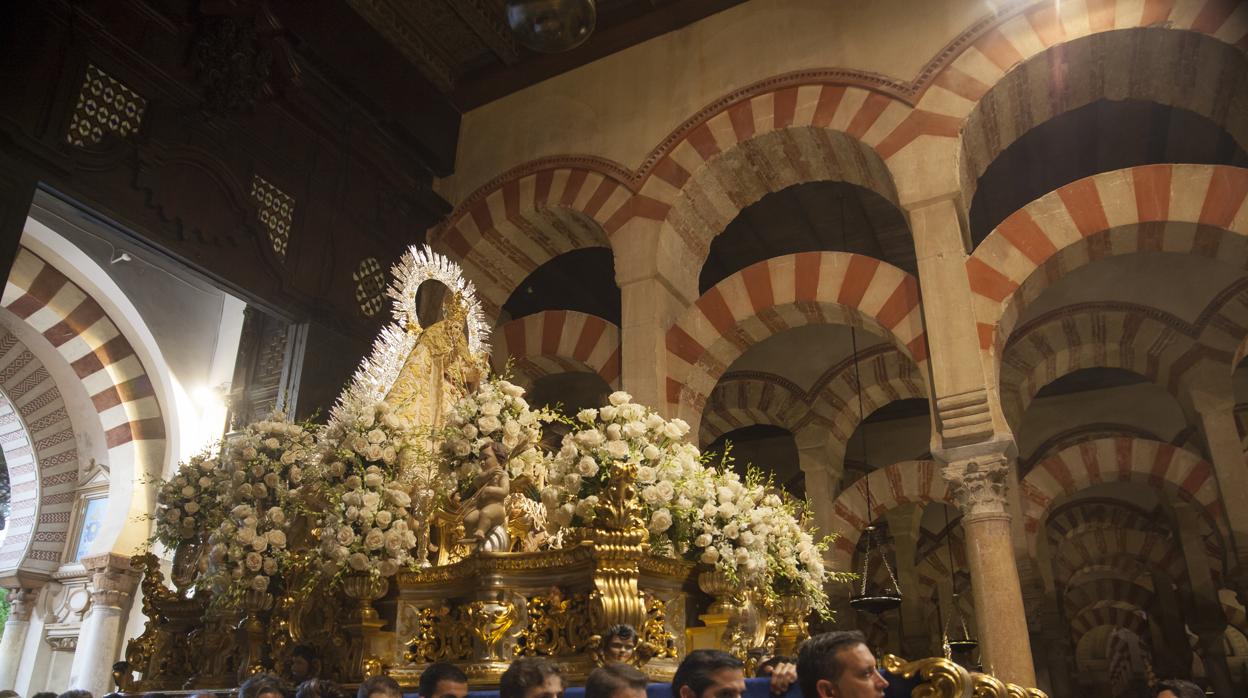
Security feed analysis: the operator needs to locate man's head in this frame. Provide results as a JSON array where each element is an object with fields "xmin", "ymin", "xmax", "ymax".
[
  {"xmin": 499, "ymin": 658, "xmax": 564, "ymax": 698},
  {"xmin": 289, "ymin": 645, "xmax": 320, "ymax": 683},
  {"xmin": 602, "ymin": 625, "xmax": 639, "ymax": 662},
  {"xmin": 585, "ymin": 663, "xmax": 648, "ymax": 698},
  {"xmin": 419, "ymin": 663, "xmax": 469, "ymax": 698},
  {"xmin": 797, "ymin": 631, "xmax": 888, "ymax": 698},
  {"xmin": 295, "ymin": 680, "xmax": 346, "ymax": 698},
  {"xmin": 240, "ymin": 674, "xmax": 287, "ymax": 698},
  {"xmin": 1154, "ymin": 679, "xmax": 1204, "ymax": 698},
  {"xmin": 33, "ymin": 692, "xmax": 58, "ymax": 698},
  {"xmin": 57, "ymin": 692, "xmax": 92, "ymax": 698},
  {"xmin": 357, "ymin": 676, "xmax": 403, "ymax": 698},
  {"xmin": 671, "ymin": 649, "xmax": 746, "ymax": 698},
  {"xmin": 754, "ymin": 656, "xmax": 795, "ymax": 678}
]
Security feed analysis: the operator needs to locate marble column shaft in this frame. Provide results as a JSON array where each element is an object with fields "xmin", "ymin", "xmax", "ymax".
[{"xmin": 0, "ymin": 587, "xmax": 39, "ymax": 689}]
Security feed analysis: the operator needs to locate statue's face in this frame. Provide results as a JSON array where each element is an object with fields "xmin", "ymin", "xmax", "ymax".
[
  {"xmin": 605, "ymin": 635, "xmax": 635, "ymax": 661},
  {"xmin": 480, "ymin": 447, "xmax": 500, "ymax": 468}
]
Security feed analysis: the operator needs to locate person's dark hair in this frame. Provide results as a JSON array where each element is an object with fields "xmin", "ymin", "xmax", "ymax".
[
  {"xmin": 755, "ymin": 656, "xmax": 795, "ymax": 678},
  {"xmin": 240, "ymin": 674, "xmax": 287, "ymax": 698},
  {"xmin": 142, "ymin": 692, "xmax": 169, "ymax": 698},
  {"xmin": 357, "ymin": 676, "xmax": 403, "ymax": 698},
  {"xmin": 292, "ymin": 644, "xmax": 318, "ymax": 662},
  {"xmin": 586, "ymin": 663, "xmax": 648, "ymax": 698},
  {"xmin": 1154, "ymin": 679, "xmax": 1204, "ymax": 698},
  {"xmin": 296, "ymin": 679, "xmax": 346, "ymax": 698},
  {"xmin": 33, "ymin": 692, "xmax": 58, "ymax": 698},
  {"xmin": 671, "ymin": 649, "xmax": 744, "ymax": 698},
  {"xmin": 58, "ymin": 691, "xmax": 93, "ymax": 698},
  {"xmin": 796, "ymin": 631, "xmax": 869, "ymax": 698},
  {"xmin": 419, "ymin": 662, "xmax": 469, "ymax": 698},
  {"xmin": 0, "ymin": 691, "xmax": 21, "ymax": 698},
  {"xmin": 499, "ymin": 657, "xmax": 564, "ymax": 698},
  {"xmin": 603, "ymin": 624, "xmax": 638, "ymax": 643}
]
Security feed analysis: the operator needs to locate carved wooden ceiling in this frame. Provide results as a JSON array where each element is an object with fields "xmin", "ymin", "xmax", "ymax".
[{"xmin": 339, "ymin": 0, "xmax": 747, "ymax": 110}]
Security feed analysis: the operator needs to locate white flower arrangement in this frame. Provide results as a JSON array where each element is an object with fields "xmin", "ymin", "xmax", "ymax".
[
  {"xmin": 313, "ymin": 399, "xmax": 434, "ymax": 580},
  {"xmin": 203, "ymin": 416, "xmax": 319, "ymax": 601},
  {"xmin": 442, "ymin": 377, "xmax": 558, "ymax": 496},
  {"xmin": 153, "ymin": 450, "xmax": 225, "ymax": 548}
]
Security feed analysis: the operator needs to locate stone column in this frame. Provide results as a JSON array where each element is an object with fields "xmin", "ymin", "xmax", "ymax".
[
  {"xmin": 797, "ymin": 438, "xmax": 839, "ymax": 535},
  {"xmin": 1189, "ymin": 384, "xmax": 1248, "ymax": 603},
  {"xmin": 68, "ymin": 556, "xmax": 139, "ymax": 695},
  {"xmin": 0, "ymin": 587, "xmax": 39, "ymax": 689},
  {"xmin": 1150, "ymin": 570, "xmax": 1194, "ymax": 679},
  {"xmin": 612, "ymin": 218, "xmax": 696, "ymax": 416},
  {"xmin": 1036, "ymin": 595, "xmax": 1074, "ymax": 697},
  {"xmin": 1173, "ymin": 502, "xmax": 1235, "ymax": 697},
  {"xmin": 886, "ymin": 507, "xmax": 930, "ymax": 659},
  {"xmin": 939, "ymin": 447, "xmax": 1036, "ymax": 685}
]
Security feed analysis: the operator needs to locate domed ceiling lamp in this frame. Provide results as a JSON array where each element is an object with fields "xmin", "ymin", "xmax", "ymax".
[
  {"xmin": 505, "ymin": 0, "xmax": 597, "ymax": 53},
  {"xmin": 843, "ymin": 185, "xmax": 902, "ymax": 616},
  {"xmin": 940, "ymin": 506, "xmax": 978, "ymax": 656}
]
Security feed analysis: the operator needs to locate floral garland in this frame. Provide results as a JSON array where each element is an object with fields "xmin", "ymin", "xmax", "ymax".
[
  {"xmin": 442, "ymin": 377, "xmax": 558, "ymax": 495},
  {"xmin": 538, "ymin": 391, "xmax": 836, "ymax": 617},
  {"xmin": 152, "ymin": 450, "xmax": 226, "ymax": 549},
  {"xmin": 203, "ymin": 416, "xmax": 318, "ymax": 600},
  {"xmin": 313, "ymin": 399, "xmax": 431, "ymax": 579}
]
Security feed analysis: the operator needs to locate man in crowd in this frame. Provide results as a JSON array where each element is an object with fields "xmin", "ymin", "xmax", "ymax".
[
  {"xmin": 499, "ymin": 657, "xmax": 564, "ymax": 698},
  {"xmin": 358, "ymin": 676, "xmax": 403, "ymax": 698},
  {"xmin": 296, "ymin": 680, "xmax": 346, "ymax": 698},
  {"xmin": 419, "ymin": 662, "xmax": 469, "ymax": 698},
  {"xmin": 1154, "ymin": 679, "xmax": 1204, "ymax": 698},
  {"xmin": 585, "ymin": 663, "xmax": 648, "ymax": 698},
  {"xmin": 755, "ymin": 656, "xmax": 797, "ymax": 694},
  {"xmin": 239, "ymin": 674, "xmax": 287, "ymax": 698},
  {"xmin": 796, "ymin": 631, "xmax": 888, "ymax": 698},
  {"xmin": 671, "ymin": 649, "xmax": 746, "ymax": 698}
]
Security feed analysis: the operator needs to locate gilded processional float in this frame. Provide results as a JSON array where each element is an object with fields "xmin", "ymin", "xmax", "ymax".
[{"xmin": 119, "ymin": 246, "xmax": 1048, "ymax": 698}]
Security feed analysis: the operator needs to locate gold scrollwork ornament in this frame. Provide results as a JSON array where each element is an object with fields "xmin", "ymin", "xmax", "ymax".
[{"xmin": 881, "ymin": 654, "xmax": 972, "ymax": 698}]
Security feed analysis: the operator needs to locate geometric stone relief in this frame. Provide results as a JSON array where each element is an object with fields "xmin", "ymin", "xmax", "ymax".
[
  {"xmin": 65, "ymin": 64, "xmax": 147, "ymax": 148},
  {"xmin": 249, "ymin": 174, "xmax": 295, "ymax": 259},
  {"xmin": 353, "ymin": 256, "xmax": 386, "ymax": 317}
]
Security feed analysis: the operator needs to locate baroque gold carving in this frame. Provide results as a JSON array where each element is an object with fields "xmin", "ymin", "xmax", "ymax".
[
  {"xmin": 469, "ymin": 600, "xmax": 518, "ymax": 661},
  {"xmin": 404, "ymin": 605, "xmax": 473, "ymax": 663},
  {"xmin": 517, "ymin": 590, "xmax": 592, "ymax": 657},
  {"xmin": 881, "ymin": 654, "xmax": 971, "ymax": 698}
]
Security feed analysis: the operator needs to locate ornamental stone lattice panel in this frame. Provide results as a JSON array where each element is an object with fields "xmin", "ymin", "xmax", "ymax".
[
  {"xmin": 354, "ymin": 257, "xmax": 386, "ymax": 317},
  {"xmin": 250, "ymin": 174, "xmax": 295, "ymax": 259},
  {"xmin": 65, "ymin": 64, "xmax": 146, "ymax": 147}
]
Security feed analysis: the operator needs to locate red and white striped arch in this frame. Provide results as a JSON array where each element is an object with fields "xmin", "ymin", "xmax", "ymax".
[
  {"xmin": 1021, "ymin": 436, "xmax": 1227, "ymax": 548},
  {"xmin": 491, "ymin": 310, "xmax": 621, "ymax": 389},
  {"xmin": 1065, "ymin": 578, "xmax": 1155, "ymax": 621},
  {"xmin": 1051, "ymin": 528, "xmax": 1187, "ymax": 588},
  {"xmin": 825, "ymin": 460, "xmax": 952, "ymax": 571},
  {"xmin": 699, "ymin": 345, "xmax": 927, "ymax": 451},
  {"xmin": 953, "ymin": 13, "xmax": 1248, "ymax": 204},
  {"xmin": 1000, "ymin": 305, "xmax": 1206, "ymax": 425},
  {"xmin": 665, "ymin": 252, "xmax": 927, "ymax": 424},
  {"xmin": 430, "ymin": 165, "xmax": 633, "ymax": 318},
  {"xmin": 968, "ymin": 164, "xmax": 1248, "ymax": 355},
  {"xmin": 0, "ymin": 330, "xmax": 81, "ymax": 578},
  {"xmin": 1, "ymin": 248, "xmax": 166, "ymax": 550},
  {"xmin": 1070, "ymin": 604, "xmax": 1150, "ymax": 645}
]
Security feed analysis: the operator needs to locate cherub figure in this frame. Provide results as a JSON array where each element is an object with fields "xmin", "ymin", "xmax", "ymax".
[{"xmin": 458, "ymin": 441, "xmax": 510, "ymax": 550}]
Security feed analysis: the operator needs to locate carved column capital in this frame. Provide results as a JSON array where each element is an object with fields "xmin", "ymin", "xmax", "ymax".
[
  {"xmin": 82, "ymin": 553, "xmax": 140, "ymax": 611},
  {"xmin": 5, "ymin": 587, "xmax": 40, "ymax": 622},
  {"xmin": 941, "ymin": 454, "xmax": 1011, "ymax": 520}
]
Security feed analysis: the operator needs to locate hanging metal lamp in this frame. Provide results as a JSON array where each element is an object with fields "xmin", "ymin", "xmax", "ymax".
[
  {"xmin": 505, "ymin": 0, "xmax": 597, "ymax": 53},
  {"xmin": 940, "ymin": 507, "xmax": 978, "ymax": 655}
]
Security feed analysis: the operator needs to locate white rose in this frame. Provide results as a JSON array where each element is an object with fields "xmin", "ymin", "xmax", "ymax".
[
  {"xmin": 577, "ymin": 408, "xmax": 598, "ymax": 423},
  {"xmin": 335, "ymin": 528, "xmax": 356, "ymax": 546},
  {"xmin": 576, "ymin": 429, "xmax": 605, "ymax": 447},
  {"xmin": 649, "ymin": 508, "xmax": 672, "ymax": 533},
  {"xmin": 262, "ymin": 557, "xmax": 278, "ymax": 576},
  {"xmin": 388, "ymin": 489, "xmax": 412, "ymax": 507},
  {"xmin": 606, "ymin": 424, "xmax": 622, "ymax": 441},
  {"xmin": 264, "ymin": 472, "xmax": 280, "ymax": 488},
  {"xmin": 700, "ymin": 548, "xmax": 720, "ymax": 564},
  {"xmin": 251, "ymin": 575, "xmax": 270, "ymax": 592},
  {"xmin": 383, "ymin": 530, "xmax": 404, "ymax": 552},
  {"xmin": 267, "ymin": 507, "xmax": 285, "ymax": 525},
  {"xmin": 181, "ymin": 485, "xmax": 196, "ymax": 498},
  {"xmin": 576, "ymin": 456, "xmax": 599, "ymax": 477},
  {"xmin": 184, "ymin": 502, "xmax": 201, "ymax": 514},
  {"xmin": 462, "ymin": 424, "xmax": 479, "ymax": 439},
  {"xmin": 198, "ymin": 476, "xmax": 213, "ymax": 488},
  {"xmin": 563, "ymin": 473, "xmax": 582, "ymax": 491},
  {"xmin": 643, "ymin": 445, "xmax": 661, "ymax": 461},
  {"xmin": 251, "ymin": 536, "xmax": 269, "ymax": 552},
  {"xmin": 481, "ymin": 400, "xmax": 503, "ymax": 417},
  {"xmin": 245, "ymin": 552, "xmax": 263, "ymax": 571},
  {"xmin": 656, "ymin": 481, "xmax": 675, "ymax": 502},
  {"xmin": 503, "ymin": 420, "xmax": 521, "ymax": 437},
  {"xmin": 376, "ymin": 510, "xmax": 393, "ymax": 527},
  {"xmin": 348, "ymin": 552, "xmax": 370, "ymax": 571},
  {"xmin": 608, "ymin": 391, "xmax": 631, "ymax": 406},
  {"xmin": 599, "ymin": 406, "xmax": 618, "ymax": 421},
  {"xmin": 264, "ymin": 437, "xmax": 281, "ymax": 450},
  {"xmin": 367, "ymin": 429, "xmax": 387, "ymax": 444},
  {"xmin": 237, "ymin": 527, "xmax": 257, "ymax": 544},
  {"xmin": 364, "ymin": 471, "xmax": 384, "ymax": 488},
  {"xmin": 623, "ymin": 421, "xmax": 646, "ymax": 439},
  {"xmin": 645, "ymin": 413, "xmax": 665, "ymax": 430},
  {"xmin": 636, "ymin": 466, "xmax": 657, "ymax": 483},
  {"xmin": 267, "ymin": 530, "xmax": 287, "ymax": 548},
  {"xmin": 641, "ymin": 486, "xmax": 662, "ymax": 504},
  {"xmin": 695, "ymin": 533, "xmax": 713, "ymax": 547},
  {"xmin": 362, "ymin": 492, "xmax": 381, "ymax": 510},
  {"xmin": 500, "ymin": 381, "xmax": 525, "ymax": 398},
  {"xmin": 364, "ymin": 528, "xmax": 385, "ymax": 550},
  {"xmin": 606, "ymin": 441, "xmax": 629, "ymax": 459}
]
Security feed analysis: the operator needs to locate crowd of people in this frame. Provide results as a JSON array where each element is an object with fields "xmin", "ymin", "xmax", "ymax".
[{"xmin": 0, "ymin": 630, "xmax": 1208, "ymax": 698}]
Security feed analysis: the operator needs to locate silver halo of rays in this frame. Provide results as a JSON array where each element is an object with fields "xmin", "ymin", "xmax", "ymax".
[{"xmin": 330, "ymin": 244, "xmax": 491, "ymax": 429}]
